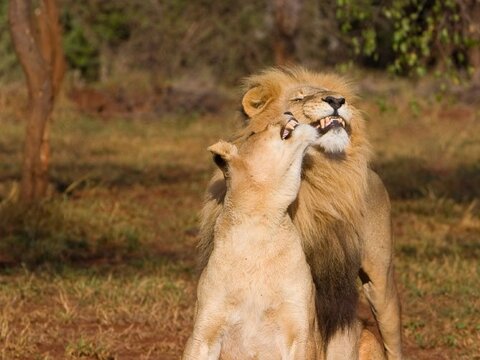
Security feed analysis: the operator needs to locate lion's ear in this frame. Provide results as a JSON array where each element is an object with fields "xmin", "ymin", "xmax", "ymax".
[
  {"xmin": 207, "ymin": 141, "xmax": 238, "ymax": 175},
  {"xmin": 241, "ymin": 86, "xmax": 273, "ymax": 118}
]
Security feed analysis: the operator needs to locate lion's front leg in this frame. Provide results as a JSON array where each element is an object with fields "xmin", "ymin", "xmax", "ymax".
[
  {"xmin": 360, "ymin": 171, "xmax": 402, "ymax": 360},
  {"xmin": 325, "ymin": 323, "xmax": 361, "ymax": 360},
  {"xmin": 326, "ymin": 322, "xmax": 388, "ymax": 360},
  {"xmin": 359, "ymin": 328, "xmax": 387, "ymax": 360},
  {"xmin": 360, "ymin": 265, "xmax": 402, "ymax": 360}
]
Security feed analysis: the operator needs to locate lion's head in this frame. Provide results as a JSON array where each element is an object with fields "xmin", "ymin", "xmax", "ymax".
[{"xmin": 239, "ymin": 67, "xmax": 369, "ymax": 160}]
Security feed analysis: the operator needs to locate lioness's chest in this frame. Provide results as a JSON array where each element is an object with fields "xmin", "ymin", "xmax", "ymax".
[{"xmin": 206, "ymin": 226, "xmax": 310, "ymax": 304}]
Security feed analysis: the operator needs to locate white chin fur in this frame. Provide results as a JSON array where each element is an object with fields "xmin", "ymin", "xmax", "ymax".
[{"xmin": 317, "ymin": 127, "xmax": 350, "ymax": 153}]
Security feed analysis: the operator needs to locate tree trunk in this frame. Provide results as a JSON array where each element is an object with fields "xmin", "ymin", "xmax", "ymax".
[
  {"xmin": 271, "ymin": 0, "xmax": 303, "ymax": 66},
  {"xmin": 9, "ymin": 0, "xmax": 65, "ymax": 202},
  {"xmin": 36, "ymin": 0, "xmax": 66, "ymax": 95}
]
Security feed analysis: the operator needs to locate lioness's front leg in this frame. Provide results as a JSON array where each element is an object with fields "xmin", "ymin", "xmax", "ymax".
[
  {"xmin": 183, "ymin": 300, "xmax": 224, "ymax": 360},
  {"xmin": 182, "ymin": 337, "xmax": 213, "ymax": 360},
  {"xmin": 360, "ymin": 171, "xmax": 402, "ymax": 360}
]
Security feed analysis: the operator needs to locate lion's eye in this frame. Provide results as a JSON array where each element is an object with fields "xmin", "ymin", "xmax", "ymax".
[
  {"xmin": 290, "ymin": 96, "xmax": 304, "ymax": 102},
  {"xmin": 289, "ymin": 91, "xmax": 305, "ymax": 102}
]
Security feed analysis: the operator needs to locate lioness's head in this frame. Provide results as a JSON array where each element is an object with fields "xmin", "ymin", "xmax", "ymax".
[
  {"xmin": 208, "ymin": 116, "xmax": 318, "ymax": 210},
  {"xmin": 240, "ymin": 67, "xmax": 368, "ymax": 158}
]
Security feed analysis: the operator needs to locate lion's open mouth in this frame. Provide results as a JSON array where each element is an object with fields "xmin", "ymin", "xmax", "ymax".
[{"xmin": 310, "ymin": 116, "xmax": 346, "ymax": 135}]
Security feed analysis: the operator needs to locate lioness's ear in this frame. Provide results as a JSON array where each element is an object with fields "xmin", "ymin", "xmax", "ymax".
[
  {"xmin": 241, "ymin": 86, "xmax": 273, "ymax": 118},
  {"xmin": 207, "ymin": 141, "xmax": 238, "ymax": 175}
]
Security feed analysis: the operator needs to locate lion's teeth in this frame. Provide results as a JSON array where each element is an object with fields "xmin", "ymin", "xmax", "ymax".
[
  {"xmin": 285, "ymin": 121, "xmax": 296, "ymax": 131},
  {"xmin": 314, "ymin": 116, "xmax": 347, "ymax": 130}
]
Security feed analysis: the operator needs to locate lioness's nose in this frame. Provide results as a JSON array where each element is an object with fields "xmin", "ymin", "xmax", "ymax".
[{"xmin": 322, "ymin": 96, "xmax": 345, "ymax": 110}]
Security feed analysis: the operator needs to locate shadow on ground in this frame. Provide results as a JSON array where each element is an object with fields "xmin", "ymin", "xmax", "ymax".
[
  {"xmin": 2, "ymin": 156, "xmax": 478, "ymax": 201},
  {"xmin": 1, "ymin": 155, "xmax": 479, "ymax": 269},
  {"xmin": 0, "ymin": 162, "xmax": 206, "ymax": 270},
  {"xmin": 373, "ymin": 156, "xmax": 480, "ymax": 201},
  {"xmin": 0, "ymin": 163, "xmax": 211, "ymax": 192}
]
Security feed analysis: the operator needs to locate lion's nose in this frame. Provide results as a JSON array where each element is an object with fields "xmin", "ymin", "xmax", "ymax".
[{"xmin": 322, "ymin": 96, "xmax": 345, "ymax": 110}]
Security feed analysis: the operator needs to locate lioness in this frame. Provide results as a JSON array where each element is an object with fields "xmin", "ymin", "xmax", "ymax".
[
  {"xmin": 198, "ymin": 68, "xmax": 402, "ymax": 360},
  {"xmin": 184, "ymin": 119, "xmax": 320, "ymax": 359}
]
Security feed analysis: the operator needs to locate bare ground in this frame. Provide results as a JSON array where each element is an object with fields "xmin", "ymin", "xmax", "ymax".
[{"xmin": 0, "ymin": 77, "xmax": 479, "ymax": 359}]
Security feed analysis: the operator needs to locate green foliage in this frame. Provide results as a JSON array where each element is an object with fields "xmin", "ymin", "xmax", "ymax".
[
  {"xmin": 62, "ymin": 16, "xmax": 100, "ymax": 81},
  {"xmin": 58, "ymin": 0, "xmax": 270, "ymax": 83},
  {"xmin": 60, "ymin": 0, "xmax": 132, "ymax": 81},
  {"xmin": 125, "ymin": 0, "xmax": 270, "ymax": 83},
  {"xmin": 90, "ymin": 3, "xmax": 131, "ymax": 46},
  {"xmin": 336, "ymin": 0, "xmax": 379, "ymax": 58},
  {"xmin": 335, "ymin": 0, "xmax": 478, "ymax": 78},
  {"xmin": 0, "ymin": 0, "xmax": 20, "ymax": 81},
  {"xmin": 0, "ymin": 0, "xmax": 478, "ymax": 83}
]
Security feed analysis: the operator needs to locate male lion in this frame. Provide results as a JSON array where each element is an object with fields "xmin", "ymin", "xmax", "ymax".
[
  {"xmin": 198, "ymin": 68, "xmax": 402, "ymax": 360},
  {"xmin": 184, "ymin": 119, "xmax": 320, "ymax": 359}
]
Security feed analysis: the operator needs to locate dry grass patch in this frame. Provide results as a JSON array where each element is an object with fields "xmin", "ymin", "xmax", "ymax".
[
  {"xmin": 0, "ymin": 80, "xmax": 479, "ymax": 358},
  {"xmin": 0, "ymin": 260, "xmax": 196, "ymax": 359}
]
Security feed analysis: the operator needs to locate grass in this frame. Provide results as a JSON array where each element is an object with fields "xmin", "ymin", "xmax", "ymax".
[
  {"xmin": 0, "ymin": 261, "xmax": 195, "ymax": 359},
  {"xmin": 0, "ymin": 78, "xmax": 479, "ymax": 359}
]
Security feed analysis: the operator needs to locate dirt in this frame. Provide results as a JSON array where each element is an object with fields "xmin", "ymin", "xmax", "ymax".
[{"xmin": 68, "ymin": 84, "xmax": 228, "ymax": 118}]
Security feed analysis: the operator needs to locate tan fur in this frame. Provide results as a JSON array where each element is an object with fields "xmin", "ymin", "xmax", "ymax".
[
  {"xmin": 184, "ymin": 123, "xmax": 320, "ymax": 359},
  {"xmin": 359, "ymin": 330, "xmax": 388, "ymax": 360},
  {"xmin": 198, "ymin": 67, "xmax": 403, "ymax": 359}
]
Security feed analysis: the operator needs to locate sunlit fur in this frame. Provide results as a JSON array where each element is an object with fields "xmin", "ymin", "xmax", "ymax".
[
  {"xmin": 184, "ymin": 124, "xmax": 321, "ymax": 359},
  {"xmin": 196, "ymin": 67, "xmax": 408, "ymax": 360},
  {"xmin": 317, "ymin": 127, "xmax": 350, "ymax": 153},
  {"xmin": 198, "ymin": 67, "xmax": 371, "ymax": 347}
]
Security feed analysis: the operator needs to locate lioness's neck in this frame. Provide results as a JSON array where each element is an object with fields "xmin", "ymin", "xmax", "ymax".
[
  {"xmin": 214, "ymin": 210, "xmax": 293, "ymax": 247},
  {"xmin": 215, "ymin": 190, "xmax": 293, "ymax": 236},
  {"xmin": 221, "ymin": 191, "xmax": 289, "ymax": 223}
]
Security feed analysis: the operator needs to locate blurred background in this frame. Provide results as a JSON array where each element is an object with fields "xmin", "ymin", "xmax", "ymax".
[{"xmin": 0, "ymin": 1, "xmax": 479, "ymax": 359}]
